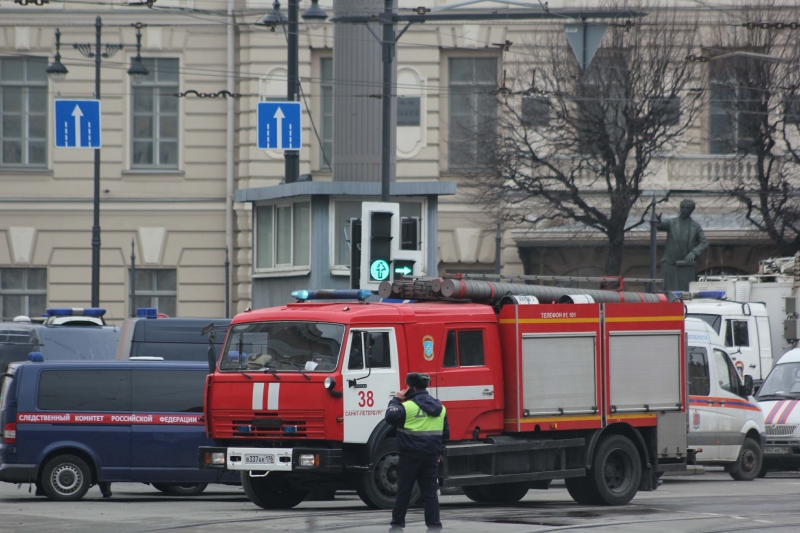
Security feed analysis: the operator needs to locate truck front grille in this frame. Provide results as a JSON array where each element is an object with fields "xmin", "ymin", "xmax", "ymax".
[
  {"xmin": 766, "ymin": 425, "xmax": 797, "ymax": 437},
  {"xmin": 213, "ymin": 410, "xmax": 325, "ymax": 439}
]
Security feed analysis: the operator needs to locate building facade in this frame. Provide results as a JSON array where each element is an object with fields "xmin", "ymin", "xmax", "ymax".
[{"xmin": 0, "ymin": 0, "xmax": 790, "ymax": 321}]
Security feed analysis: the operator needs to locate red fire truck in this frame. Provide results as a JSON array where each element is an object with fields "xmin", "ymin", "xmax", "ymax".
[{"xmin": 199, "ymin": 279, "xmax": 688, "ymax": 510}]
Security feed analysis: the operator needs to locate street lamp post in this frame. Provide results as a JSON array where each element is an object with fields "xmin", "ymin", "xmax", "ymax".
[
  {"xmin": 260, "ymin": 1, "xmax": 328, "ymax": 184},
  {"xmin": 47, "ymin": 18, "xmax": 148, "ymax": 308}
]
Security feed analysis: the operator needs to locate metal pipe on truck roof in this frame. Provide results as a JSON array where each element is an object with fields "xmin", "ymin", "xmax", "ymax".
[{"xmin": 439, "ymin": 279, "xmax": 664, "ymax": 304}]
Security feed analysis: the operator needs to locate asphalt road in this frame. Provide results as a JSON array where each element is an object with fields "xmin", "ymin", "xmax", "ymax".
[{"xmin": 1, "ymin": 471, "xmax": 799, "ymax": 533}]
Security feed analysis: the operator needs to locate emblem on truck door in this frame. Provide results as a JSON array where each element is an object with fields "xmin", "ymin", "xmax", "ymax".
[
  {"xmin": 692, "ymin": 410, "xmax": 701, "ymax": 430},
  {"xmin": 422, "ymin": 336, "xmax": 435, "ymax": 361}
]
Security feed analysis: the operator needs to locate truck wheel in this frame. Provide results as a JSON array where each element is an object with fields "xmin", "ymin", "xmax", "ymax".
[
  {"xmin": 241, "ymin": 472, "xmax": 307, "ymax": 509},
  {"xmin": 356, "ymin": 437, "xmax": 420, "ymax": 510},
  {"xmin": 152, "ymin": 483, "xmax": 208, "ymax": 496},
  {"xmin": 728, "ymin": 438, "xmax": 762, "ymax": 481},
  {"xmin": 757, "ymin": 462, "xmax": 768, "ymax": 478},
  {"xmin": 565, "ymin": 476, "xmax": 601, "ymax": 505},
  {"xmin": 40, "ymin": 454, "xmax": 92, "ymax": 501},
  {"xmin": 589, "ymin": 435, "xmax": 642, "ymax": 506},
  {"xmin": 463, "ymin": 482, "xmax": 529, "ymax": 504}
]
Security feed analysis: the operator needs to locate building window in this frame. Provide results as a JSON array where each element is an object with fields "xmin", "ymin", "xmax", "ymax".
[
  {"xmin": 0, "ymin": 268, "xmax": 47, "ymax": 320},
  {"xmin": 709, "ymin": 56, "xmax": 763, "ymax": 155},
  {"xmin": 1, "ymin": 57, "xmax": 47, "ymax": 167},
  {"xmin": 320, "ymin": 57, "xmax": 333, "ymax": 170},
  {"xmin": 132, "ymin": 58, "xmax": 179, "ymax": 168},
  {"xmin": 448, "ymin": 57, "xmax": 497, "ymax": 169},
  {"xmin": 132, "ymin": 269, "xmax": 177, "ymax": 317},
  {"xmin": 255, "ymin": 201, "xmax": 311, "ymax": 271}
]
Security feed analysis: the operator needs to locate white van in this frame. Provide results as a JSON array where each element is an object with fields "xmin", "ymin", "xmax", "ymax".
[
  {"xmin": 686, "ymin": 318, "xmax": 766, "ymax": 480},
  {"xmin": 685, "ymin": 299, "xmax": 773, "ymax": 387},
  {"xmin": 755, "ymin": 348, "xmax": 800, "ymax": 476}
]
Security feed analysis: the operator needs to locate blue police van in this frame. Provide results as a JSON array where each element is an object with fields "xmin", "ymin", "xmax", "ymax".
[{"xmin": 0, "ymin": 360, "xmax": 238, "ymax": 500}]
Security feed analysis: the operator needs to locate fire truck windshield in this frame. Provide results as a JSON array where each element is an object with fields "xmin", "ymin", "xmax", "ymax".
[{"xmin": 219, "ymin": 322, "xmax": 345, "ymax": 373}]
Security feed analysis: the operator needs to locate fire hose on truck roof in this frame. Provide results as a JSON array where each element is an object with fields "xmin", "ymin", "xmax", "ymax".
[{"xmin": 379, "ymin": 278, "xmax": 666, "ymax": 304}]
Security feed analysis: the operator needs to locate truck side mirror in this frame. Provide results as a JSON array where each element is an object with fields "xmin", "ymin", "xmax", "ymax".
[
  {"xmin": 743, "ymin": 375, "xmax": 754, "ymax": 397},
  {"xmin": 205, "ymin": 329, "xmax": 217, "ymax": 374}
]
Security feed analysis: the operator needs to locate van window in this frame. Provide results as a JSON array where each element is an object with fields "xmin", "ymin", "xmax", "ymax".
[
  {"xmin": 688, "ymin": 314, "xmax": 721, "ymax": 334},
  {"xmin": 132, "ymin": 370, "xmax": 205, "ymax": 413},
  {"xmin": 38, "ymin": 370, "xmax": 131, "ymax": 411},
  {"xmin": 712, "ymin": 349, "xmax": 740, "ymax": 394},
  {"xmin": 688, "ymin": 347, "xmax": 710, "ymax": 396},
  {"xmin": 442, "ymin": 330, "xmax": 485, "ymax": 368},
  {"xmin": 0, "ymin": 372, "xmax": 14, "ymax": 410},
  {"xmin": 724, "ymin": 320, "xmax": 750, "ymax": 347}
]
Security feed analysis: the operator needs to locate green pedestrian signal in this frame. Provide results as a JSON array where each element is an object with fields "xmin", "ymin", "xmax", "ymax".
[{"xmin": 370, "ymin": 259, "xmax": 390, "ymax": 281}]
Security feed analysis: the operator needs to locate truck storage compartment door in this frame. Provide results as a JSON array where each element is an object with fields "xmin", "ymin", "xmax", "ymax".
[
  {"xmin": 605, "ymin": 303, "xmax": 685, "ymax": 419},
  {"xmin": 499, "ymin": 303, "xmax": 602, "ymax": 433}
]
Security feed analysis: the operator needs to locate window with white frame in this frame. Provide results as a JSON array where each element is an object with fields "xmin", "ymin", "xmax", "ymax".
[
  {"xmin": 0, "ymin": 268, "xmax": 47, "ymax": 320},
  {"xmin": 132, "ymin": 58, "xmax": 179, "ymax": 168},
  {"xmin": 255, "ymin": 201, "xmax": 311, "ymax": 271},
  {"xmin": 1, "ymin": 57, "xmax": 47, "ymax": 167},
  {"xmin": 320, "ymin": 57, "xmax": 333, "ymax": 170},
  {"xmin": 131, "ymin": 268, "xmax": 177, "ymax": 317},
  {"xmin": 330, "ymin": 199, "xmax": 423, "ymax": 270}
]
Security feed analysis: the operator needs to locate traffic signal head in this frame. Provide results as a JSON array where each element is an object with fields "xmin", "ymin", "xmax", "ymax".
[{"xmin": 369, "ymin": 212, "xmax": 393, "ymax": 282}]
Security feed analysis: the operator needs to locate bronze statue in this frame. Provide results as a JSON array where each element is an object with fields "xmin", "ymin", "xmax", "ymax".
[{"xmin": 657, "ymin": 199, "xmax": 708, "ymax": 292}]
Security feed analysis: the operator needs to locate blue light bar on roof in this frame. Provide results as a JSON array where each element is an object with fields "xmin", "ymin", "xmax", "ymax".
[
  {"xmin": 291, "ymin": 289, "xmax": 372, "ymax": 301},
  {"xmin": 137, "ymin": 308, "xmax": 158, "ymax": 319},
  {"xmin": 46, "ymin": 307, "xmax": 106, "ymax": 318},
  {"xmin": 697, "ymin": 290, "xmax": 727, "ymax": 300}
]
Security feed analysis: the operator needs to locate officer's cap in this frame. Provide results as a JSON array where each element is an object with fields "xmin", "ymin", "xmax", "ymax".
[{"xmin": 405, "ymin": 372, "xmax": 430, "ymax": 389}]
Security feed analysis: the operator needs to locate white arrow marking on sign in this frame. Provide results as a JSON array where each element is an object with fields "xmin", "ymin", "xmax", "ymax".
[
  {"xmin": 72, "ymin": 105, "xmax": 84, "ymax": 147},
  {"xmin": 273, "ymin": 107, "xmax": 285, "ymax": 149},
  {"xmin": 396, "ymin": 266, "xmax": 412, "ymax": 275}
]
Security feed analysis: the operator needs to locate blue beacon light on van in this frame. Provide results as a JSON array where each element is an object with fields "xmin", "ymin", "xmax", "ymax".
[
  {"xmin": 291, "ymin": 289, "xmax": 372, "ymax": 301},
  {"xmin": 136, "ymin": 308, "xmax": 158, "ymax": 319},
  {"xmin": 696, "ymin": 290, "xmax": 727, "ymax": 300},
  {"xmin": 46, "ymin": 307, "xmax": 106, "ymax": 317}
]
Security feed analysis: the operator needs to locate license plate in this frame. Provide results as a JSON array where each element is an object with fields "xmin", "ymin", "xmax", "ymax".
[
  {"xmin": 245, "ymin": 454, "xmax": 275, "ymax": 464},
  {"xmin": 765, "ymin": 447, "xmax": 790, "ymax": 455}
]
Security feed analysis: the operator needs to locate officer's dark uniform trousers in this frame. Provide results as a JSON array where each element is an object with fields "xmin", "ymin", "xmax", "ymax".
[{"xmin": 387, "ymin": 395, "xmax": 447, "ymax": 530}]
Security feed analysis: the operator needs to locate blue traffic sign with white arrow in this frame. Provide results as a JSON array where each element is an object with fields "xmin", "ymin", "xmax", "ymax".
[
  {"xmin": 54, "ymin": 99, "xmax": 102, "ymax": 149},
  {"xmin": 257, "ymin": 101, "xmax": 302, "ymax": 151}
]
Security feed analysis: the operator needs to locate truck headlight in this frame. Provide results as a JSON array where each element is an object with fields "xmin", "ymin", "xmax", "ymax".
[
  {"xmin": 299, "ymin": 454, "xmax": 319, "ymax": 467},
  {"xmin": 212, "ymin": 452, "xmax": 225, "ymax": 465}
]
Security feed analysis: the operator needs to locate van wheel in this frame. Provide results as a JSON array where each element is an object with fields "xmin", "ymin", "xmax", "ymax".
[
  {"xmin": 729, "ymin": 438, "xmax": 762, "ymax": 481},
  {"xmin": 356, "ymin": 438, "xmax": 420, "ymax": 510},
  {"xmin": 152, "ymin": 483, "xmax": 208, "ymax": 496},
  {"xmin": 463, "ymin": 482, "xmax": 528, "ymax": 504},
  {"xmin": 40, "ymin": 455, "xmax": 91, "ymax": 501},
  {"xmin": 241, "ymin": 472, "xmax": 307, "ymax": 509},
  {"xmin": 589, "ymin": 435, "xmax": 642, "ymax": 506}
]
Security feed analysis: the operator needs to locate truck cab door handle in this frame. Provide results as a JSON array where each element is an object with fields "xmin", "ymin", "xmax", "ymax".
[
  {"xmin": 482, "ymin": 389, "xmax": 493, "ymax": 396},
  {"xmin": 749, "ymin": 364, "xmax": 757, "ymax": 368}
]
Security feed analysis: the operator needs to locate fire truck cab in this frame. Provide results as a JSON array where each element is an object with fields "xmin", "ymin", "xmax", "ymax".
[{"xmin": 200, "ymin": 285, "xmax": 688, "ymax": 510}]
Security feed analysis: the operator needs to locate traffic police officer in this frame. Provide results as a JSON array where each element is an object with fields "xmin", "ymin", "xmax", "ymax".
[{"xmin": 385, "ymin": 372, "xmax": 449, "ymax": 531}]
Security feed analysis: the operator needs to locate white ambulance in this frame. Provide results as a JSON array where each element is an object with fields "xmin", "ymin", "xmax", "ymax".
[
  {"xmin": 686, "ymin": 318, "xmax": 766, "ymax": 480},
  {"xmin": 756, "ymin": 348, "xmax": 800, "ymax": 476}
]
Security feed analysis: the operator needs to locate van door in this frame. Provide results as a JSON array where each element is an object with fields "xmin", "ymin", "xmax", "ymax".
[
  {"xmin": 755, "ymin": 316, "xmax": 772, "ymax": 381},
  {"xmin": 436, "ymin": 325, "xmax": 502, "ymax": 441},
  {"xmin": 711, "ymin": 348, "xmax": 747, "ymax": 461},
  {"xmin": 341, "ymin": 328, "xmax": 400, "ymax": 443},
  {"xmin": 130, "ymin": 369, "xmax": 211, "ymax": 482},
  {"xmin": 724, "ymin": 318, "xmax": 758, "ymax": 383},
  {"xmin": 688, "ymin": 345, "xmax": 719, "ymax": 461}
]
